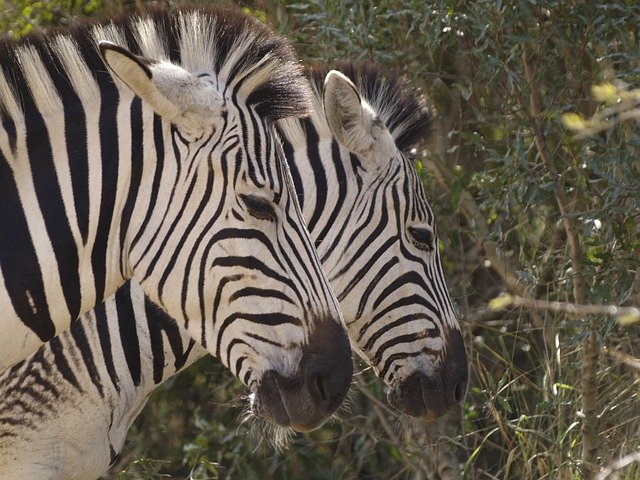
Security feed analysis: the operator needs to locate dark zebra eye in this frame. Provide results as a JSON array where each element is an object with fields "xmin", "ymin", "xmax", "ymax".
[
  {"xmin": 240, "ymin": 194, "xmax": 277, "ymax": 222},
  {"xmin": 408, "ymin": 226, "xmax": 435, "ymax": 251}
]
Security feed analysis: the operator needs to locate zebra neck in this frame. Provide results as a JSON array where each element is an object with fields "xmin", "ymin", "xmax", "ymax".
[
  {"xmin": 0, "ymin": 72, "xmax": 184, "ymax": 371},
  {"xmin": 281, "ymin": 119, "xmax": 363, "ymax": 266}
]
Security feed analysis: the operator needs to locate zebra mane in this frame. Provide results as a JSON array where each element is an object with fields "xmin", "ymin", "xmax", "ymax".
[
  {"xmin": 307, "ymin": 61, "xmax": 435, "ymax": 153},
  {"xmin": 0, "ymin": 5, "xmax": 311, "ymax": 122}
]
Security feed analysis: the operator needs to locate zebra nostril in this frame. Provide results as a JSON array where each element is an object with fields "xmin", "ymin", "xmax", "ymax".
[
  {"xmin": 314, "ymin": 374, "xmax": 327, "ymax": 402},
  {"xmin": 453, "ymin": 378, "xmax": 466, "ymax": 403}
]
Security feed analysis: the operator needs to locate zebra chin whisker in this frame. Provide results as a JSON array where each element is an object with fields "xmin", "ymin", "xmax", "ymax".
[
  {"xmin": 392, "ymin": 410, "xmax": 417, "ymax": 440},
  {"xmin": 237, "ymin": 393, "xmax": 295, "ymax": 452},
  {"xmin": 245, "ymin": 416, "xmax": 295, "ymax": 452},
  {"xmin": 337, "ymin": 385, "xmax": 356, "ymax": 414}
]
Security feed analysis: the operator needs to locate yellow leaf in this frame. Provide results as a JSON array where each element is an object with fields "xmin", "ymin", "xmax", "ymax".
[
  {"xmin": 591, "ymin": 83, "xmax": 618, "ymax": 104},
  {"xmin": 561, "ymin": 113, "xmax": 588, "ymax": 132},
  {"xmin": 617, "ymin": 309, "xmax": 640, "ymax": 326},
  {"xmin": 489, "ymin": 295, "xmax": 513, "ymax": 310}
]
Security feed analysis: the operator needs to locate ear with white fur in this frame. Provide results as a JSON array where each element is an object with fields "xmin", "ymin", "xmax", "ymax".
[
  {"xmin": 323, "ymin": 70, "xmax": 395, "ymax": 161},
  {"xmin": 99, "ymin": 41, "xmax": 221, "ymax": 135}
]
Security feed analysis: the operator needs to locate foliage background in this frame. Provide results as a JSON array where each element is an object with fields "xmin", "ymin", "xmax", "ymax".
[{"xmin": 2, "ymin": 1, "xmax": 639, "ymax": 479}]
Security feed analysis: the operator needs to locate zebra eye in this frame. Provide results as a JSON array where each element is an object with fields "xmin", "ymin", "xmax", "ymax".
[
  {"xmin": 408, "ymin": 226, "xmax": 435, "ymax": 251},
  {"xmin": 240, "ymin": 194, "xmax": 277, "ymax": 222}
]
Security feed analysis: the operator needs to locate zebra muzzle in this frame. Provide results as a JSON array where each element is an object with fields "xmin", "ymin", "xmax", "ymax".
[
  {"xmin": 252, "ymin": 318, "xmax": 353, "ymax": 431},
  {"xmin": 387, "ymin": 329, "xmax": 468, "ymax": 419}
]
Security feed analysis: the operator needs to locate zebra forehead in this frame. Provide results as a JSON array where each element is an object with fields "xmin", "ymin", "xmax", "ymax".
[{"xmin": 0, "ymin": 5, "xmax": 312, "ymax": 121}]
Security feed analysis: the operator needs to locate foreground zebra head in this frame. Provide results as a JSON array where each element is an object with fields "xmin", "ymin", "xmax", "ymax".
[
  {"xmin": 96, "ymin": 7, "xmax": 352, "ymax": 432},
  {"xmin": 0, "ymin": 6, "xmax": 351, "ymax": 431},
  {"xmin": 280, "ymin": 63, "xmax": 468, "ymax": 420}
]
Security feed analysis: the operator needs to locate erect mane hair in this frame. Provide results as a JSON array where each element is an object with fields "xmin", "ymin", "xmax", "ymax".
[
  {"xmin": 307, "ymin": 61, "xmax": 435, "ymax": 153},
  {"xmin": 0, "ymin": 4, "xmax": 311, "ymax": 122}
]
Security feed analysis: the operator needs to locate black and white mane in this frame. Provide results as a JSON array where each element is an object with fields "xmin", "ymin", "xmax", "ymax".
[
  {"xmin": 307, "ymin": 61, "xmax": 435, "ymax": 152},
  {"xmin": 0, "ymin": 5, "xmax": 311, "ymax": 124}
]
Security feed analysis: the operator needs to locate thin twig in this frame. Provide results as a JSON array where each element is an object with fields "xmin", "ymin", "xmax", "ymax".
[
  {"xmin": 490, "ymin": 294, "xmax": 640, "ymax": 321},
  {"xmin": 595, "ymin": 451, "xmax": 640, "ymax": 480},
  {"xmin": 604, "ymin": 348, "xmax": 640, "ymax": 373}
]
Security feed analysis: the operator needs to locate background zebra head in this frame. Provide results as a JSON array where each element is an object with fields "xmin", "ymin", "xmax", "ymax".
[
  {"xmin": 280, "ymin": 62, "xmax": 468, "ymax": 420},
  {"xmin": 0, "ymin": 6, "xmax": 351, "ymax": 431}
]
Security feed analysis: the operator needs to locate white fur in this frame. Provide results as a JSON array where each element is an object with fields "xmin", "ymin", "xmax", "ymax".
[
  {"xmin": 133, "ymin": 17, "xmax": 168, "ymax": 61},
  {"xmin": 175, "ymin": 11, "xmax": 217, "ymax": 75},
  {"xmin": 101, "ymin": 42, "xmax": 225, "ymax": 137},
  {"xmin": 323, "ymin": 70, "xmax": 396, "ymax": 163}
]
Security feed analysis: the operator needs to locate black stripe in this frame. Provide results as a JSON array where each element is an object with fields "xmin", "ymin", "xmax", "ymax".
[
  {"xmin": 49, "ymin": 336, "xmax": 82, "ymax": 391},
  {"xmin": 92, "ymin": 86, "xmax": 120, "ymax": 302},
  {"xmin": 371, "ymin": 270, "xmax": 435, "ymax": 313},
  {"xmin": 70, "ymin": 316, "xmax": 105, "ymax": 398},
  {"xmin": 228, "ymin": 287, "xmax": 293, "ymax": 304},
  {"xmin": 225, "ymin": 338, "xmax": 254, "ymax": 374},
  {"xmin": 145, "ymin": 295, "xmax": 196, "ymax": 383},
  {"xmin": 0, "ymin": 150, "xmax": 55, "ymax": 341},
  {"xmin": 209, "ymin": 256, "xmax": 295, "ymax": 294},
  {"xmin": 302, "ymin": 124, "xmax": 325, "ymax": 233},
  {"xmin": 146, "ymin": 301, "xmax": 167, "ymax": 385},
  {"xmin": 372, "ymin": 333, "xmax": 432, "ymax": 365},
  {"xmin": 25, "ymin": 88, "xmax": 82, "ymax": 321},
  {"xmin": 47, "ymin": 49, "xmax": 90, "ymax": 245},
  {"xmin": 209, "ymin": 274, "xmax": 244, "ymax": 349},
  {"xmin": 363, "ymin": 313, "xmax": 439, "ymax": 352},
  {"xmin": 312, "ymin": 139, "xmax": 348, "ymax": 247},
  {"xmin": 235, "ymin": 100, "xmax": 265, "ymax": 187},
  {"xmin": 129, "ymin": 114, "xmax": 164, "ymax": 254},
  {"xmin": 216, "ymin": 312, "xmax": 302, "ymax": 357},
  {"xmin": 357, "ymin": 294, "xmax": 441, "ymax": 339},
  {"xmin": 119, "ymin": 97, "xmax": 144, "ymax": 275},
  {"xmin": 379, "ymin": 350, "xmax": 428, "ymax": 379},
  {"xmin": 95, "ymin": 299, "xmax": 120, "ymax": 394},
  {"xmin": 281, "ymin": 134, "xmax": 304, "ymax": 209},
  {"xmin": 115, "ymin": 286, "xmax": 141, "ymax": 386}
]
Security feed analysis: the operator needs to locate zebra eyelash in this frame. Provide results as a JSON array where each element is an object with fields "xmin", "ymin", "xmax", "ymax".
[
  {"xmin": 407, "ymin": 225, "xmax": 435, "ymax": 252},
  {"xmin": 240, "ymin": 194, "xmax": 277, "ymax": 222}
]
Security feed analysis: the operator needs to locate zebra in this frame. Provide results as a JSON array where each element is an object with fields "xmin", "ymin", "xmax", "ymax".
[
  {"xmin": 0, "ymin": 5, "xmax": 352, "ymax": 434},
  {"xmin": 288, "ymin": 62, "xmax": 468, "ymax": 419},
  {"xmin": 0, "ymin": 61, "xmax": 467, "ymax": 479}
]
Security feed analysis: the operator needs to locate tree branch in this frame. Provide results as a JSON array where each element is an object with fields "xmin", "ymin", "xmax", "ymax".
[{"xmin": 489, "ymin": 294, "xmax": 640, "ymax": 322}]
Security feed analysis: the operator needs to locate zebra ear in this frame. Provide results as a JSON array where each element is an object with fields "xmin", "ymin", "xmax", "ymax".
[
  {"xmin": 323, "ymin": 70, "xmax": 395, "ymax": 161},
  {"xmin": 99, "ymin": 42, "xmax": 220, "ymax": 134},
  {"xmin": 323, "ymin": 71, "xmax": 366, "ymax": 152}
]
